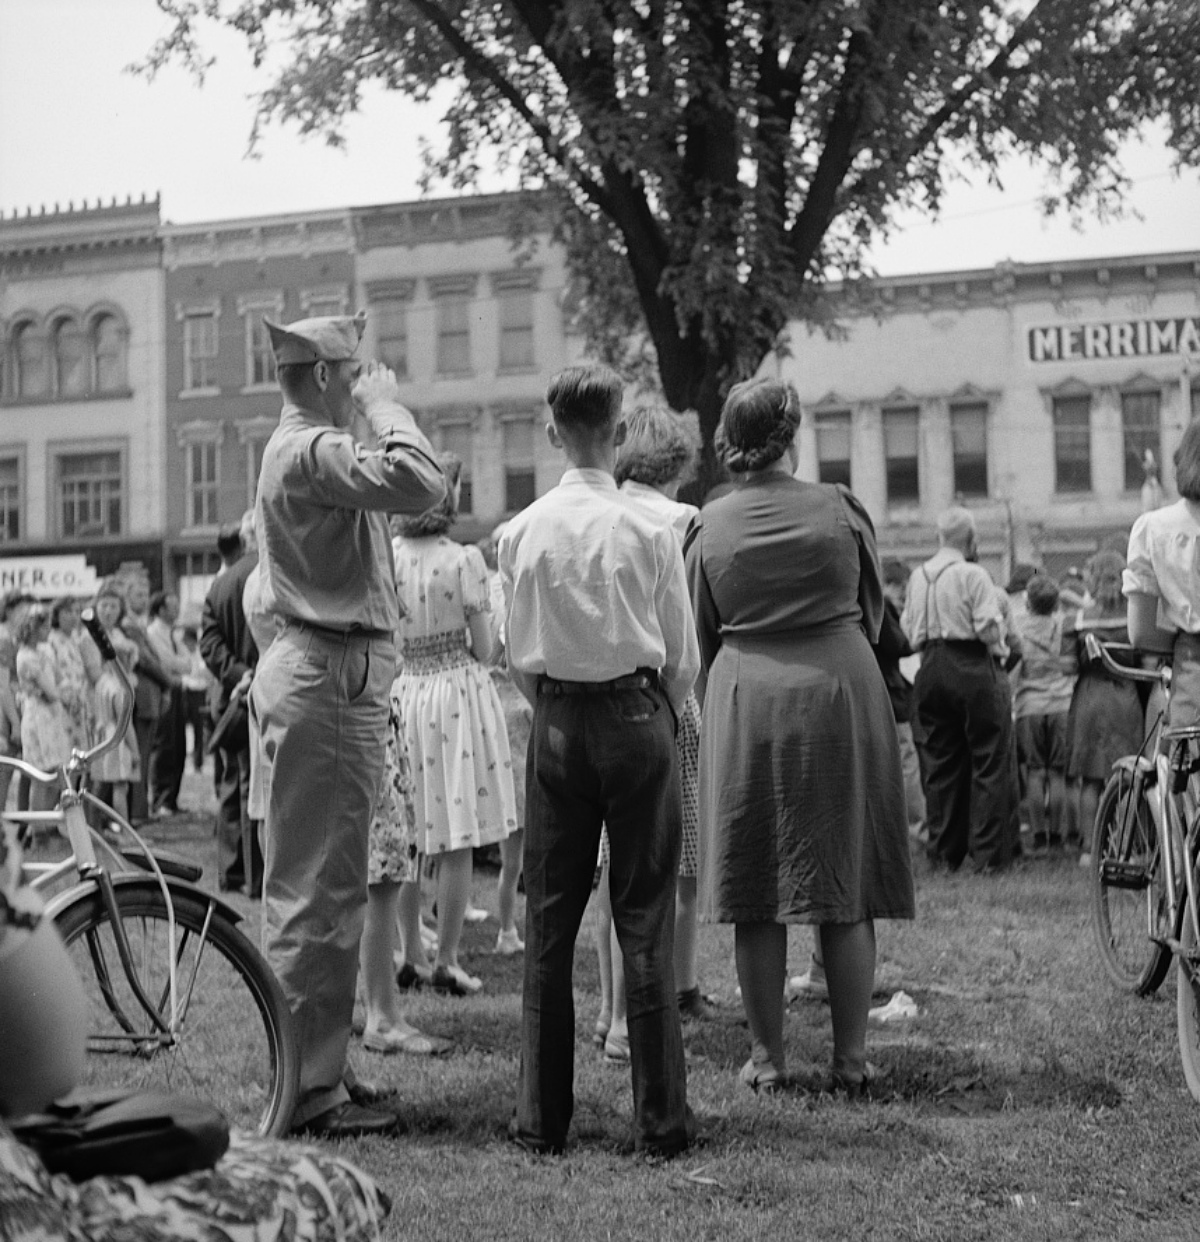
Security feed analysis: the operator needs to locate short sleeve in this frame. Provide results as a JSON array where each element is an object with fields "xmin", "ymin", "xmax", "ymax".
[
  {"xmin": 1123, "ymin": 511, "xmax": 1158, "ymax": 598},
  {"xmin": 460, "ymin": 544, "xmax": 492, "ymax": 617}
]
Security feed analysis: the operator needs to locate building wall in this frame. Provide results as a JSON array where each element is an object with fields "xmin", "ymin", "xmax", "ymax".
[
  {"xmin": 0, "ymin": 199, "xmax": 167, "ymax": 584},
  {"xmin": 783, "ymin": 254, "xmax": 1200, "ymax": 576},
  {"xmin": 353, "ymin": 194, "xmax": 581, "ymax": 540}
]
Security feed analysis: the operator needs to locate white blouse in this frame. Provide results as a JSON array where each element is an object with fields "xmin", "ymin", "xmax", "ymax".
[{"xmin": 1123, "ymin": 498, "xmax": 1200, "ymax": 634}]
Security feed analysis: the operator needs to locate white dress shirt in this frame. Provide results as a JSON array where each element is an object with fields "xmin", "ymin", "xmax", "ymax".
[{"xmin": 498, "ymin": 468, "xmax": 700, "ymax": 711}]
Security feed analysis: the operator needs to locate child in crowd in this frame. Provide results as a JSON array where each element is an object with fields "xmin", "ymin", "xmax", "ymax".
[{"xmin": 1011, "ymin": 574, "xmax": 1076, "ymax": 849}]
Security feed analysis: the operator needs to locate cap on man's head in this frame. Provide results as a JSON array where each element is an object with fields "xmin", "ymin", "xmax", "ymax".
[
  {"xmin": 264, "ymin": 311, "xmax": 366, "ymax": 366},
  {"xmin": 936, "ymin": 506, "xmax": 976, "ymax": 546}
]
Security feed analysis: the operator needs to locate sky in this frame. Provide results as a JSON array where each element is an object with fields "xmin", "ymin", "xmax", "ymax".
[{"xmin": 2, "ymin": 0, "xmax": 1199, "ymax": 278}]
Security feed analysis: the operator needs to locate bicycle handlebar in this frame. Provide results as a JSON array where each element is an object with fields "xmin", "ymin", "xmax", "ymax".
[{"xmin": 1083, "ymin": 633, "xmax": 1168, "ymax": 686}]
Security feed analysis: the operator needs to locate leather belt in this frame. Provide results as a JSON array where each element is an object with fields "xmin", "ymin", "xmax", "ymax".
[
  {"xmin": 538, "ymin": 668, "xmax": 658, "ymax": 696},
  {"xmin": 286, "ymin": 618, "xmax": 391, "ymax": 643}
]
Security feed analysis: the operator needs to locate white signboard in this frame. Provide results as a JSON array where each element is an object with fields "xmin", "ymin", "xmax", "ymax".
[
  {"xmin": 1029, "ymin": 316, "xmax": 1200, "ymax": 362},
  {"xmin": 0, "ymin": 555, "xmax": 99, "ymax": 599}
]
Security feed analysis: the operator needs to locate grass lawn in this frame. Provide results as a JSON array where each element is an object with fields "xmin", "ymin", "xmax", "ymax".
[{"xmin": 121, "ymin": 767, "xmax": 1200, "ymax": 1240}]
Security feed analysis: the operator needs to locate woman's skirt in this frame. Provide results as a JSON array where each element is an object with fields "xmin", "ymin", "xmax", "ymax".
[{"xmin": 699, "ymin": 625, "xmax": 915, "ymax": 925}]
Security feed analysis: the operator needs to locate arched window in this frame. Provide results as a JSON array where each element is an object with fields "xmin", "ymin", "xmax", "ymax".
[
  {"xmin": 92, "ymin": 314, "xmax": 126, "ymax": 393},
  {"xmin": 13, "ymin": 322, "xmax": 49, "ymax": 400},
  {"xmin": 52, "ymin": 317, "xmax": 88, "ymax": 397}
]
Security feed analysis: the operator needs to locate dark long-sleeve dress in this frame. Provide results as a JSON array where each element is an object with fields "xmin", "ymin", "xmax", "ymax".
[{"xmin": 684, "ymin": 475, "xmax": 915, "ymax": 925}]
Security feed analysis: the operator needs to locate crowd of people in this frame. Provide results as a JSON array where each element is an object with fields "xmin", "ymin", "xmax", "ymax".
[{"xmin": 6, "ymin": 301, "xmax": 1200, "ymax": 1236}]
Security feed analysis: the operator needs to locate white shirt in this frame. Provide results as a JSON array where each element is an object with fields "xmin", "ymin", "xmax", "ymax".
[
  {"xmin": 1124, "ymin": 498, "xmax": 1200, "ymax": 634},
  {"xmin": 618, "ymin": 480, "xmax": 697, "ymax": 546},
  {"xmin": 499, "ymin": 468, "xmax": 700, "ymax": 711},
  {"xmin": 146, "ymin": 616, "xmax": 191, "ymax": 678},
  {"xmin": 901, "ymin": 546, "xmax": 1004, "ymax": 655}
]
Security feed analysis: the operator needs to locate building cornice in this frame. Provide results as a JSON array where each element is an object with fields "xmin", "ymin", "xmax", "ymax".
[{"xmin": 162, "ymin": 210, "xmax": 355, "ymax": 269}]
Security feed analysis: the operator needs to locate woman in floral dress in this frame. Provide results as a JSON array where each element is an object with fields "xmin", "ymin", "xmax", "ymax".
[
  {"xmin": 48, "ymin": 595, "xmax": 99, "ymax": 752},
  {"xmin": 14, "ymin": 606, "xmax": 73, "ymax": 812},
  {"xmin": 391, "ymin": 455, "xmax": 519, "ymax": 995}
]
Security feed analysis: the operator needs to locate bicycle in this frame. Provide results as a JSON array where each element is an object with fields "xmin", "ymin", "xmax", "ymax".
[
  {"xmin": 1085, "ymin": 634, "xmax": 1200, "ymax": 1101},
  {"xmin": 10, "ymin": 608, "xmax": 299, "ymax": 1136}
]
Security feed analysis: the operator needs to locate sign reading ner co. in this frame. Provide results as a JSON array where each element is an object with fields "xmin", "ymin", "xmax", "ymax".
[
  {"xmin": 0, "ymin": 555, "xmax": 99, "ymax": 598},
  {"xmin": 1029, "ymin": 316, "xmax": 1200, "ymax": 363}
]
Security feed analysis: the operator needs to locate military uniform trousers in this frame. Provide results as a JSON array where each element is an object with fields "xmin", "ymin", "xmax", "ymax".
[{"xmin": 250, "ymin": 620, "xmax": 394, "ymax": 1127}]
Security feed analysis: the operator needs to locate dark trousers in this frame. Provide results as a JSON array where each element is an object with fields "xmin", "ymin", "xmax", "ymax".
[
  {"xmin": 215, "ymin": 742, "xmax": 261, "ymax": 895},
  {"xmin": 184, "ymin": 687, "xmax": 208, "ymax": 770},
  {"xmin": 514, "ymin": 680, "xmax": 689, "ymax": 1152},
  {"xmin": 150, "ymin": 688, "xmax": 187, "ymax": 812},
  {"xmin": 129, "ymin": 713, "xmax": 158, "ymax": 822},
  {"xmin": 914, "ymin": 644, "xmax": 1015, "ymax": 871}
]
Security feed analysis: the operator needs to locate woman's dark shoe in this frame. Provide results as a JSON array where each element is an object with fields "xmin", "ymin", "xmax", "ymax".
[
  {"xmin": 395, "ymin": 962, "xmax": 431, "ymax": 992},
  {"xmin": 431, "ymin": 964, "xmax": 482, "ymax": 996},
  {"xmin": 739, "ymin": 1058, "xmax": 785, "ymax": 1094},
  {"xmin": 828, "ymin": 1061, "xmax": 883, "ymax": 1100}
]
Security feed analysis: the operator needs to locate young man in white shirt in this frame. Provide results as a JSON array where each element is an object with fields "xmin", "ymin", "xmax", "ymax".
[{"xmin": 499, "ymin": 364, "xmax": 700, "ymax": 1158}]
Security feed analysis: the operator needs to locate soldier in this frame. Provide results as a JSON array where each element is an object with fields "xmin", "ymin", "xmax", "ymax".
[{"xmin": 251, "ymin": 312, "xmax": 444, "ymax": 1136}]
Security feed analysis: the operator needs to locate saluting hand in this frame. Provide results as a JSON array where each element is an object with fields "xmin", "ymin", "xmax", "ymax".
[{"xmin": 352, "ymin": 361, "xmax": 421, "ymax": 437}]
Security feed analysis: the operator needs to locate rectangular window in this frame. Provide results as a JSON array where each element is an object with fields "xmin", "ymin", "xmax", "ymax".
[
  {"xmin": 951, "ymin": 402, "xmax": 989, "ymax": 498},
  {"xmin": 245, "ymin": 313, "xmax": 275, "ymax": 387},
  {"xmin": 1053, "ymin": 395, "xmax": 1092, "ymax": 492},
  {"xmin": 883, "ymin": 407, "xmax": 920, "ymax": 505},
  {"xmin": 502, "ymin": 418, "xmax": 536, "ymax": 512},
  {"xmin": 440, "ymin": 423, "xmax": 473, "ymax": 515},
  {"xmin": 436, "ymin": 297, "xmax": 472, "ymax": 376},
  {"xmin": 304, "ymin": 296, "xmax": 344, "ymax": 319},
  {"xmin": 498, "ymin": 290, "xmax": 535, "ymax": 371},
  {"xmin": 183, "ymin": 312, "xmax": 218, "ymax": 390},
  {"xmin": 0, "ymin": 458, "xmax": 20, "ymax": 542},
  {"xmin": 58, "ymin": 451, "xmax": 122, "ymax": 539},
  {"xmin": 188, "ymin": 441, "xmax": 219, "ymax": 528},
  {"xmin": 376, "ymin": 301, "xmax": 408, "ymax": 378},
  {"xmin": 1122, "ymin": 390, "xmax": 1162, "ymax": 491},
  {"xmin": 815, "ymin": 411, "xmax": 851, "ymax": 487}
]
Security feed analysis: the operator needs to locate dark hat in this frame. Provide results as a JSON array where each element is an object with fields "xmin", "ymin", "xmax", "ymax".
[{"xmin": 264, "ymin": 312, "xmax": 366, "ymax": 365}]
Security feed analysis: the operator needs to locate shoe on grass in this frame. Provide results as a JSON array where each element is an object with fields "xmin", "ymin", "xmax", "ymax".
[
  {"xmin": 603, "ymin": 1030, "xmax": 630, "ymax": 1063},
  {"xmin": 677, "ymin": 985, "xmax": 716, "ymax": 1021},
  {"xmin": 787, "ymin": 960, "xmax": 829, "ymax": 1001},
  {"xmin": 495, "ymin": 927, "xmax": 524, "ymax": 955},
  {"xmin": 464, "ymin": 905, "xmax": 490, "ymax": 924}
]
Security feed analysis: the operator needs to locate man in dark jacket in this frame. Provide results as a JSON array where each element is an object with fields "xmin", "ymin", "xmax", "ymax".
[
  {"xmin": 200, "ymin": 516, "xmax": 261, "ymax": 895},
  {"xmin": 121, "ymin": 573, "xmax": 176, "ymax": 825}
]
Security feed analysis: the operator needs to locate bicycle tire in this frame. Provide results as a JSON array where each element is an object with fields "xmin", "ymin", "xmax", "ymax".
[
  {"xmin": 1177, "ymin": 899, "xmax": 1200, "ymax": 1103},
  {"xmin": 53, "ymin": 882, "xmax": 299, "ymax": 1137},
  {"xmin": 1090, "ymin": 768, "xmax": 1171, "ymax": 995}
]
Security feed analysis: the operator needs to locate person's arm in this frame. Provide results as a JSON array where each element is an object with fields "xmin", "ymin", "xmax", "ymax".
[
  {"xmin": 837, "ymin": 485, "xmax": 885, "ymax": 644},
  {"xmin": 1127, "ymin": 592, "xmax": 1177, "ymax": 654},
  {"xmin": 199, "ymin": 586, "xmax": 252, "ymax": 698},
  {"xmin": 497, "ymin": 529, "xmax": 538, "ymax": 707},
  {"xmin": 966, "ymin": 569, "xmax": 1004, "ymax": 653},
  {"xmin": 656, "ymin": 529, "xmax": 700, "ymax": 714},
  {"xmin": 462, "ymin": 545, "xmax": 501, "ymax": 666}
]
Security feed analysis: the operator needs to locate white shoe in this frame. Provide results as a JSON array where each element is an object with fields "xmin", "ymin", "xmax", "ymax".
[
  {"xmin": 787, "ymin": 967, "xmax": 830, "ymax": 1001},
  {"xmin": 495, "ymin": 928, "xmax": 524, "ymax": 955},
  {"xmin": 464, "ymin": 905, "xmax": 490, "ymax": 924}
]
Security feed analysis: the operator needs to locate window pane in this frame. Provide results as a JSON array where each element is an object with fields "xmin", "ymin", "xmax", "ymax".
[
  {"xmin": 883, "ymin": 407, "xmax": 920, "ymax": 504},
  {"xmin": 246, "ymin": 314, "xmax": 275, "ymax": 386},
  {"xmin": 436, "ymin": 298, "xmax": 471, "ymax": 375},
  {"xmin": 189, "ymin": 442, "xmax": 218, "ymax": 527},
  {"xmin": 376, "ymin": 301, "xmax": 408, "ymax": 377},
  {"xmin": 440, "ymin": 424, "xmax": 473, "ymax": 515},
  {"xmin": 15, "ymin": 325, "xmax": 48, "ymax": 399},
  {"xmin": 1122, "ymin": 390, "xmax": 1161, "ymax": 491},
  {"xmin": 54, "ymin": 321, "xmax": 88, "ymax": 397},
  {"xmin": 305, "ymin": 297, "xmax": 343, "ymax": 318},
  {"xmin": 59, "ymin": 452, "xmax": 121, "ymax": 538},
  {"xmin": 951, "ymin": 403, "xmax": 988, "ymax": 498},
  {"xmin": 1053, "ymin": 395, "xmax": 1092, "ymax": 493},
  {"xmin": 93, "ymin": 315, "xmax": 125, "ymax": 392},
  {"xmin": 0, "ymin": 458, "xmax": 20, "ymax": 542},
  {"xmin": 503, "ymin": 418, "xmax": 535, "ymax": 511},
  {"xmin": 498, "ymin": 291, "xmax": 535, "ymax": 370},
  {"xmin": 184, "ymin": 314, "xmax": 218, "ymax": 389},
  {"xmin": 815, "ymin": 412, "xmax": 851, "ymax": 487}
]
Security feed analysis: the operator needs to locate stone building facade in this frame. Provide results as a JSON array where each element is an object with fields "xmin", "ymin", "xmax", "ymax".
[{"xmin": 783, "ymin": 251, "xmax": 1200, "ymax": 580}]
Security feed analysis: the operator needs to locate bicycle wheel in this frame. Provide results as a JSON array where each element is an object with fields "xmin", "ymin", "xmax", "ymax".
[
  {"xmin": 54, "ymin": 881, "xmax": 299, "ymax": 1137},
  {"xmin": 1177, "ymin": 900, "xmax": 1200, "ymax": 1102},
  {"xmin": 1090, "ymin": 769, "xmax": 1170, "ymax": 995}
]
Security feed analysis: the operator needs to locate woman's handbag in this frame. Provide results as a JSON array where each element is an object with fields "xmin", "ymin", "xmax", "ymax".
[{"xmin": 11, "ymin": 1087, "xmax": 230, "ymax": 1183}]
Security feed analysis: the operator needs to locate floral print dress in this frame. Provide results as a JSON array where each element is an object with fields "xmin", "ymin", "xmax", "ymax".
[{"xmin": 391, "ymin": 535, "xmax": 519, "ymax": 856}]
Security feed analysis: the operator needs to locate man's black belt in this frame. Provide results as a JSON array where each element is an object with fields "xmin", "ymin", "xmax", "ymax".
[
  {"xmin": 924, "ymin": 638, "xmax": 988, "ymax": 655},
  {"xmin": 538, "ymin": 668, "xmax": 658, "ymax": 696},
  {"xmin": 288, "ymin": 618, "xmax": 391, "ymax": 642}
]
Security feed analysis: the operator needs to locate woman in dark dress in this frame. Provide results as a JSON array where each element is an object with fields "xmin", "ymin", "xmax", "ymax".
[{"xmin": 684, "ymin": 379, "xmax": 915, "ymax": 1095}]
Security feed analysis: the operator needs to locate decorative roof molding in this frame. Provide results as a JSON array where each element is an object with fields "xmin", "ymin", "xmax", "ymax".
[
  {"xmin": 162, "ymin": 210, "xmax": 354, "ymax": 269},
  {"xmin": 364, "ymin": 278, "xmax": 417, "ymax": 302}
]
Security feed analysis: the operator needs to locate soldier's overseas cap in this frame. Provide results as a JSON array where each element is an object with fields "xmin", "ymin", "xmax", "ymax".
[{"xmin": 264, "ymin": 311, "xmax": 366, "ymax": 365}]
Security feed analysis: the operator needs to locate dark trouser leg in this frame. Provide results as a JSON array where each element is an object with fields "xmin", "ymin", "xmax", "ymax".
[
  {"xmin": 602, "ymin": 684, "xmax": 688, "ymax": 1152},
  {"xmin": 515, "ymin": 694, "xmax": 604, "ymax": 1151},
  {"xmin": 130, "ymin": 715, "xmax": 155, "ymax": 822},
  {"xmin": 965, "ymin": 663, "xmax": 1014, "ymax": 870},
  {"xmin": 150, "ymin": 689, "xmax": 186, "ymax": 811},
  {"xmin": 215, "ymin": 741, "xmax": 248, "ymax": 889},
  {"xmin": 914, "ymin": 652, "xmax": 971, "ymax": 867}
]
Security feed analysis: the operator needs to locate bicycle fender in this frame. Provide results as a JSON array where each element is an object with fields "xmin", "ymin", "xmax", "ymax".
[{"xmin": 44, "ymin": 876, "xmax": 245, "ymax": 928}]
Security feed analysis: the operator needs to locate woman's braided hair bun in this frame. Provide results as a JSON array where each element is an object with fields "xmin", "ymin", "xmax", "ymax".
[{"xmin": 715, "ymin": 379, "xmax": 802, "ymax": 473}]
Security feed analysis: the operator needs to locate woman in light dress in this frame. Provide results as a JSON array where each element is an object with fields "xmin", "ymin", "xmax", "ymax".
[
  {"xmin": 592, "ymin": 404, "xmax": 709, "ymax": 1062},
  {"xmin": 48, "ymin": 595, "xmax": 100, "ymax": 752},
  {"xmin": 14, "ymin": 605, "xmax": 73, "ymax": 812},
  {"xmin": 88, "ymin": 581, "xmax": 141, "ymax": 827},
  {"xmin": 390, "ymin": 454, "xmax": 518, "ymax": 996}
]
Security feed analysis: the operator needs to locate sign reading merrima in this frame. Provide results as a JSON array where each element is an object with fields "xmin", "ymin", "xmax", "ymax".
[{"xmin": 1029, "ymin": 317, "xmax": 1200, "ymax": 362}]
